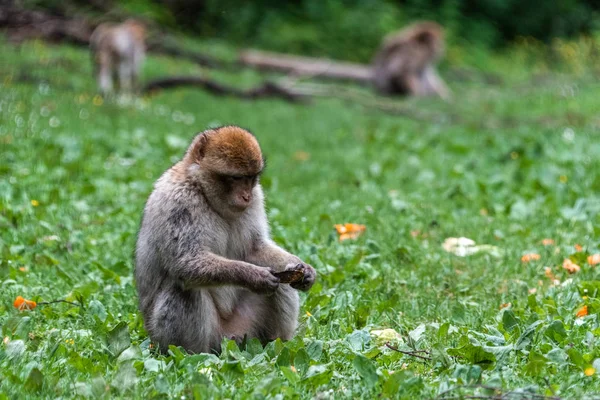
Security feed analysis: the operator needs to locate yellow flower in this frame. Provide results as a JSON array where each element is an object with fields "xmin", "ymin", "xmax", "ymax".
[
  {"xmin": 585, "ymin": 367, "xmax": 595, "ymax": 376},
  {"xmin": 305, "ymin": 311, "xmax": 312, "ymax": 317},
  {"xmin": 31, "ymin": 200, "xmax": 39, "ymax": 207},
  {"xmin": 93, "ymin": 95, "xmax": 104, "ymax": 106},
  {"xmin": 559, "ymin": 175, "xmax": 568, "ymax": 183}
]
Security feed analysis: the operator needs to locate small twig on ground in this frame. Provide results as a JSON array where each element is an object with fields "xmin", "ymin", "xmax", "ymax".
[
  {"xmin": 435, "ymin": 384, "xmax": 563, "ymax": 400},
  {"xmin": 384, "ymin": 342, "xmax": 432, "ymax": 361},
  {"xmin": 38, "ymin": 299, "xmax": 79, "ymax": 307}
]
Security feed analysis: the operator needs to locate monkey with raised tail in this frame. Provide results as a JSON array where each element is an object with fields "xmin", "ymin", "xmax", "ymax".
[{"xmin": 135, "ymin": 126, "xmax": 316, "ymax": 354}]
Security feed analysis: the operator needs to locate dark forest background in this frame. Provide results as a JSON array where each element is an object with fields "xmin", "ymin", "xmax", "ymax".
[{"xmin": 19, "ymin": 0, "xmax": 600, "ymax": 62}]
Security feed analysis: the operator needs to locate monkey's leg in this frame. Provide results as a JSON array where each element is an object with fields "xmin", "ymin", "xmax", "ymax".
[
  {"xmin": 132, "ymin": 49, "xmax": 145, "ymax": 92},
  {"xmin": 257, "ymin": 285, "xmax": 300, "ymax": 342},
  {"xmin": 98, "ymin": 62, "xmax": 113, "ymax": 94},
  {"xmin": 405, "ymin": 74, "xmax": 425, "ymax": 96},
  {"xmin": 149, "ymin": 288, "xmax": 220, "ymax": 354},
  {"xmin": 118, "ymin": 60, "xmax": 133, "ymax": 92}
]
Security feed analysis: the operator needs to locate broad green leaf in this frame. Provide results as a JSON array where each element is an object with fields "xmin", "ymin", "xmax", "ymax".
[
  {"xmin": 117, "ymin": 345, "xmax": 141, "ymax": 363},
  {"xmin": 112, "ymin": 362, "xmax": 138, "ymax": 393},
  {"xmin": 353, "ymin": 354, "xmax": 378, "ymax": 387},
  {"xmin": 544, "ymin": 320, "xmax": 567, "ymax": 343},
  {"xmin": 302, "ymin": 364, "xmax": 332, "ymax": 387},
  {"xmin": 568, "ymin": 348, "xmax": 586, "ymax": 369},
  {"xmin": 306, "ymin": 340, "xmax": 323, "ymax": 361},
  {"xmin": 144, "ymin": 358, "xmax": 166, "ymax": 373},
  {"xmin": 346, "ymin": 330, "xmax": 370, "ymax": 352},
  {"xmin": 276, "ymin": 347, "xmax": 291, "ymax": 367},
  {"xmin": 107, "ymin": 322, "xmax": 130, "ymax": 357},
  {"xmin": 280, "ymin": 366, "xmax": 299, "ymax": 384},
  {"xmin": 502, "ymin": 309, "xmax": 519, "ymax": 332},
  {"xmin": 88, "ymin": 299, "xmax": 107, "ymax": 322},
  {"xmin": 24, "ymin": 368, "xmax": 43, "ymax": 393},
  {"xmin": 447, "ymin": 339, "xmax": 496, "ymax": 368},
  {"xmin": 294, "ymin": 349, "xmax": 310, "ymax": 376},
  {"xmin": 515, "ymin": 321, "xmax": 544, "ymax": 350},
  {"xmin": 525, "ymin": 351, "xmax": 547, "ymax": 376}
]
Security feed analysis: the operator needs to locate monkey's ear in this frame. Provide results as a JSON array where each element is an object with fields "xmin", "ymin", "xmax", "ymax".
[
  {"xmin": 416, "ymin": 31, "xmax": 432, "ymax": 45},
  {"xmin": 191, "ymin": 132, "xmax": 210, "ymax": 162}
]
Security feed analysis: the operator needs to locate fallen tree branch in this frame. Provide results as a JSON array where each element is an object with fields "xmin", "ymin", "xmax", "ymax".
[
  {"xmin": 142, "ymin": 76, "xmax": 308, "ymax": 102},
  {"xmin": 141, "ymin": 74, "xmax": 457, "ymax": 122},
  {"xmin": 239, "ymin": 49, "xmax": 373, "ymax": 84}
]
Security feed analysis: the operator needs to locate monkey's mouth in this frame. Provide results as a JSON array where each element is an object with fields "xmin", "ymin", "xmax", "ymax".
[{"xmin": 230, "ymin": 203, "xmax": 250, "ymax": 212}]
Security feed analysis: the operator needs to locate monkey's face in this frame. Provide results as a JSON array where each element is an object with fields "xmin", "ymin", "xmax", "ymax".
[
  {"xmin": 191, "ymin": 126, "xmax": 265, "ymax": 218},
  {"xmin": 219, "ymin": 173, "xmax": 260, "ymax": 212}
]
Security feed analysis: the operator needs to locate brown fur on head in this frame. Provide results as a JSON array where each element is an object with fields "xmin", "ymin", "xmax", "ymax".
[
  {"xmin": 383, "ymin": 21, "xmax": 445, "ymax": 59},
  {"xmin": 123, "ymin": 19, "xmax": 147, "ymax": 42},
  {"xmin": 183, "ymin": 126, "xmax": 265, "ymax": 217},
  {"xmin": 189, "ymin": 126, "xmax": 264, "ymax": 175}
]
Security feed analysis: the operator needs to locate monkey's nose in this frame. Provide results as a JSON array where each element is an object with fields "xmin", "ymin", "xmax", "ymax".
[{"xmin": 242, "ymin": 194, "xmax": 251, "ymax": 202}]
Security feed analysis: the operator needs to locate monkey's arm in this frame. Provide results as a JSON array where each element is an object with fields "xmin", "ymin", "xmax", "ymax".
[
  {"xmin": 246, "ymin": 240, "xmax": 301, "ymax": 272},
  {"xmin": 169, "ymin": 250, "xmax": 280, "ymax": 293},
  {"xmin": 246, "ymin": 240, "xmax": 316, "ymax": 291}
]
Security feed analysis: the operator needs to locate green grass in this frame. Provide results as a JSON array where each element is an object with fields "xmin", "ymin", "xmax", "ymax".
[{"xmin": 1, "ymin": 37, "xmax": 600, "ymax": 399}]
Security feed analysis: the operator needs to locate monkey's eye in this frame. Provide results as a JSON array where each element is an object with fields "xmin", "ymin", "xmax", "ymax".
[{"xmin": 229, "ymin": 176, "xmax": 244, "ymax": 182}]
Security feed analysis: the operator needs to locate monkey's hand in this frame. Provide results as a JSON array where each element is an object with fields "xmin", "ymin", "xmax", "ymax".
[
  {"xmin": 246, "ymin": 267, "xmax": 280, "ymax": 294},
  {"xmin": 288, "ymin": 263, "xmax": 316, "ymax": 292}
]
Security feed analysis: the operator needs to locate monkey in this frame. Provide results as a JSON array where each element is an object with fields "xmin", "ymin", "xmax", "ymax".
[
  {"xmin": 89, "ymin": 19, "xmax": 146, "ymax": 94},
  {"xmin": 135, "ymin": 125, "xmax": 317, "ymax": 354},
  {"xmin": 371, "ymin": 21, "xmax": 450, "ymax": 99}
]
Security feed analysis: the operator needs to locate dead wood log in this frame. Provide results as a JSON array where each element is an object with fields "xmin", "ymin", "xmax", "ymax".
[
  {"xmin": 0, "ymin": 7, "xmax": 93, "ymax": 45},
  {"xmin": 142, "ymin": 76, "xmax": 308, "ymax": 102},
  {"xmin": 239, "ymin": 50, "xmax": 373, "ymax": 84}
]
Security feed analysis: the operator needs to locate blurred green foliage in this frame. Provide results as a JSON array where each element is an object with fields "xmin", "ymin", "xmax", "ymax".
[{"xmin": 171, "ymin": 0, "xmax": 600, "ymax": 61}]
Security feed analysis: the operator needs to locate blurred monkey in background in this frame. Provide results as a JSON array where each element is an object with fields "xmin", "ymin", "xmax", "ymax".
[
  {"xmin": 90, "ymin": 19, "xmax": 146, "ymax": 94},
  {"xmin": 372, "ymin": 21, "xmax": 449, "ymax": 99}
]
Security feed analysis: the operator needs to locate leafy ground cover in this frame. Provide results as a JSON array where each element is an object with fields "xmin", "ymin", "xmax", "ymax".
[{"xmin": 1, "ymin": 37, "xmax": 600, "ymax": 399}]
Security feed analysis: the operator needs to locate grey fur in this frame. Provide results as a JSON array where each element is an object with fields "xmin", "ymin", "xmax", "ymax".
[{"xmin": 135, "ymin": 129, "xmax": 316, "ymax": 354}]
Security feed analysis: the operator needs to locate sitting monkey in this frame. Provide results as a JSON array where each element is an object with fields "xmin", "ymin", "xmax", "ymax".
[
  {"xmin": 89, "ymin": 19, "xmax": 146, "ymax": 94},
  {"xmin": 372, "ymin": 21, "xmax": 449, "ymax": 98},
  {"xmin": 135, "ymin": 126, "xmax": 317, "ymax": 353}
]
